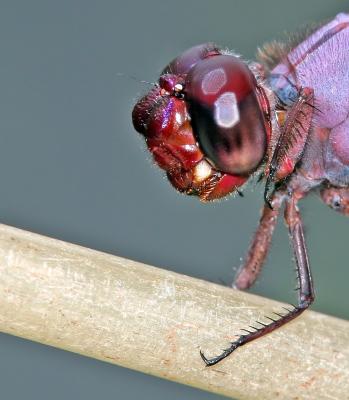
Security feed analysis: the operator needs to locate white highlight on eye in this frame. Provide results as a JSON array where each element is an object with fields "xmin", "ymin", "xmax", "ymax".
[
  {"xmin": 193, "ymin": 160, "xmax": 212, "ymax": 183},
  {"xmin": 202, "ymin": 68, "xmax": 227, "ymax": 94},
  {"xmin": 214, "ymin": 91, "xmax": 239, "ymax": 128}
]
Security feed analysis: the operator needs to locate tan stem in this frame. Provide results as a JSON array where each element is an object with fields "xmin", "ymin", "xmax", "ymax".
[{"xmin": 0, "ymin": 223, "xmax": 348, "ymax": 399}]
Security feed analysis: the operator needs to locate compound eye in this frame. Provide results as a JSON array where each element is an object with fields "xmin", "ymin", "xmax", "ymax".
[
  {"xmin": 162, "ymin": 43, "xmax": 221, "ymax": 75},
  {"xmin": 185, "ymin": 55, "xmax": 267, "ymax": 175}
]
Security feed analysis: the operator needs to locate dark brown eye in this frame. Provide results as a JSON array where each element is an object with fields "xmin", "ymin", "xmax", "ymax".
[
  {"xmin": 185, "ymin": 54, "xmax": 268, "ymax": 175},
  {"xmin": 162, "ymin": 43, "xmax": 221, "ymax": 75}
]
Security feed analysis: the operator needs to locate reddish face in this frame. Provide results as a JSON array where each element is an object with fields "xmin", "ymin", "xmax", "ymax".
[{"xmin": 132, "ymin": 44, "xmax": 270, "ymax": 201}]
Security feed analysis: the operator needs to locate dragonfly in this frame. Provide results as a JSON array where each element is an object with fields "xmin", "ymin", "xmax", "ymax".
[{"xmin": 132, "ymin": 12, "xmax": 349, "ymax": 366}]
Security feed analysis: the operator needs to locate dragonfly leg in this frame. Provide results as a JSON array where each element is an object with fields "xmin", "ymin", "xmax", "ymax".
[
  {"xmin": 264, "ymin": 87, "xmax": 314, "ymax": 207},
  {"xmin": 201, "ymin": 196, "xmax": 314, "ymax": 366},
  {"xmin": 284, "ymin": 196, "xmax": 314, "ymax": 308},
  {"xmin": 233, "ymin": 192, "xmax": 284, "ymax": 290}
]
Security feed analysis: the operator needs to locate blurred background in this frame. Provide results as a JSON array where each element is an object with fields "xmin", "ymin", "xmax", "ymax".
[{"xmin": 0, "ymin": 1, "xmax": 347, "ymax": 399}]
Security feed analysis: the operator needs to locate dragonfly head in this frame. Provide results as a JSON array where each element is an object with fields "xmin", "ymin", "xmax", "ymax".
[{"xmin": 132, "ymin": 43, "xmax": 271, "ymax": 201}]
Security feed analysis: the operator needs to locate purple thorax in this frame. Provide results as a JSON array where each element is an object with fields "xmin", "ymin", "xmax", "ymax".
[
  {"xmin": 271, "ymin": 13, "xmax": 349, "ymax": 128},
  {"xmin": 269, "ymin": 13, "xmax": 349, "ymax": 184}
]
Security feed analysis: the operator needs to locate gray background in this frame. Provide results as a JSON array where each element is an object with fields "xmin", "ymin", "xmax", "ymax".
[{"xmin": 0, "ymin": 1, "xmax": 348, "ymax": 399}]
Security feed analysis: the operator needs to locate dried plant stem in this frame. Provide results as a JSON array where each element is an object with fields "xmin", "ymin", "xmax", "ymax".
[{"xmin": 0, "ymin": 223, "xmax": 348, "ymax": 399}]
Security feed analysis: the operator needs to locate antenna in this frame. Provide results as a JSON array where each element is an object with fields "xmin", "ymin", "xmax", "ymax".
[{"xmin": 116, "ymin": 72, "xmax": 158, "ymax": 88}]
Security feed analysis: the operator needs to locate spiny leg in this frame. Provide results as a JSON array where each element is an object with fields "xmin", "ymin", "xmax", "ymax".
[
  {"xmin": 200, "ymin": 196, "xmax": 314, "ymax": 366},
  {"xmin": 264, "ymin": 87, "xmax": 314, "ymax": 207},
  {"xmin": 233, "ymin": 192, "xmax": 285, "ymax": 290},
  {"xmin": 284, "ymin": 197, "xmax": 314, "ymax": 308}
]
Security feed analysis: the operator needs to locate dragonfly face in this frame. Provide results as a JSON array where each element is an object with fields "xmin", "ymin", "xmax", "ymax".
[
  {"xmin": 132, "ymin": 43, "xmax": 271, "ymax": 200},
  {"xmin": 131, "ymin": 13, "xmax": 349, "ymax": 366}
]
